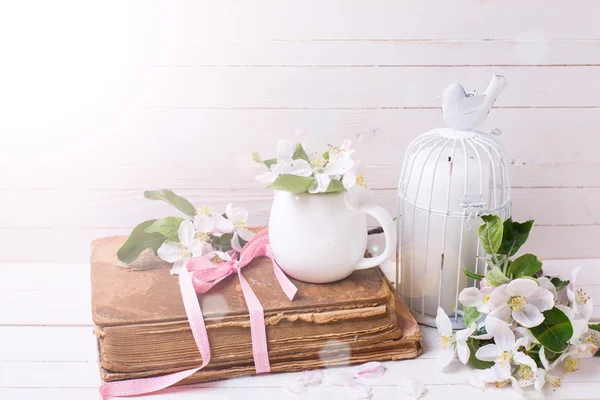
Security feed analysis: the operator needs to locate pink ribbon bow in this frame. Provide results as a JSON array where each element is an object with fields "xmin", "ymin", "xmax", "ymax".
[{"xmin": 99, "ymin": 228, "xmax": 297, "ymax": 398}]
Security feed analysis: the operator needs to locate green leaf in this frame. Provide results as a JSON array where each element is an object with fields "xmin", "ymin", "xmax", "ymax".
[
  {"xmin": 144, "ymin": 189, "xmax": 196, "ymax": 218},
  {"xmin": 591, "ymin": 324, "xmax": 600, "ymax": 356},
  {"xmin": 264, "ymin": 158, "xmax": 278, "ymax": 167},
  {"xmin": 268, "ymin": 174, "xmax": 315, "ymax": 193},
  {"xmin": 144, "ymin": 216, "xmax": 185, "ymax": 242},
  {"xmin": 211, "ymin": 232, "xmax": 233, "ymax": 252},
  {"xmin": 479, "ymin": 215, "xmax": 503, "ymax": 255},
  {"xmin": 463, "ymin": 306, "xmax": 483, "ymax": 328},
  {"xmin": 550, "ymin": 277, "xmax": 570, "ymax": 291},
  {"xmin": 252, "ymin": 152, "xmax": 278, "ymax": 168},
  {"xmin": 323, "ymin": 151, "xmax": 329, "ymax": 160},
  {"xmin": 117, "ymin": 220, "xmax": 167, "ymax": 264},
  {"xmin": 497, "ymin": 218, "xmax": 534, "ymax": 256},
  {"xmin": 529, "ymin": 307, "xmax": 574, "ymax": 353},
  {"xmin": 508, "ymin": 253, "xmax": 543, "ymax": 279},
  {"xmin": 252, "ymin": 152, "xmax": 263, "ymax": 164},
  {"xmin": 467, "ymin": 338, "xmax": 494, "ymax": 370},
  {"xmin": 292, "ymin": 143, "xmax": 310, "ymax": 162},
  {"xmin": 486, "ymin": 266, "xmax": 510, "ymax": 286},
  {"xmin": 462, "ymin": 268, "xmax": 485, "ymax": 281},
  {"xmin": 324, "ymin": 179, "xmax": 346, "ymax": 193}
]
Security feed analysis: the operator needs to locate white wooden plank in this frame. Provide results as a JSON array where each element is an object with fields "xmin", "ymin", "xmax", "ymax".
[
  {"xmin": 4, "ymin": 164, "xmax": 600, "ymax": 191},
  {"xmin": 1, "ymin": 187, "xmax": 598, "ymax": 229},
  {"xmin": 111, "ymin": 0, "xmax": 600, "ymax": 41},
  {"xmin": 138, "ymin": 40, "xmax": 600, "ymax": 66},
  {"xmin": 4, "ymin": 354, "xmax": 599, "ymax": 390},
  {"xmin": 3, "ymin": 385, "xmax": 600, "ymax": 400},
  {"xmin": 124, "ymin": 66, "xmax": 600, "ymax": 108},
  {"xmin": 5, "ymin": 109, "xmax": 598, "ymax": 170},
  {"xmin": 1, "ymin": 225, "xmax": 598, "ymax": 263},
  {"xmin": 0, "ymin": 326, "xmax": 97, "ymax": 362}
]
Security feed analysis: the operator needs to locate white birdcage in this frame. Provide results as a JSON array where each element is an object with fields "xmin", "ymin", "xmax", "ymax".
[{"xmin": 395, "ymin": 75, "xmax": 511, "ymax": 328}]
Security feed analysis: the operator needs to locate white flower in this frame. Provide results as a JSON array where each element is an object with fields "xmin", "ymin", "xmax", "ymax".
[
  {"xmin": 196, "ymin": 204, "xmax": 234, "ymax": 237},
  {"xmin": 475, "ymin": 322, "xmax": 536, "ymax": 374},
  {"xmin": 488, "ymin": 279, "xmax": 555, "ymax": 328},
  {"xmin": 534, "ymin": 367, "xmax": 561, "ymax": 392},
  {"xmin": 567, "ymin": 267, "xmax": 594, "ymax": 321},
  {"xmin": 435, "ymin": 307, "xmax": 476, "ymax": 369},
  {"xmin": 157, "ymin": 220, "xmax": 204, "ymax": 275},
  {"xmin": 225, "ymin": 203, "xmax": 255, "ymax": 251},
  {"xmin": 256, "ymin": 139, "xmax": 312, "ymax": 184},
  {"xmin": 458, "ymin": 285, "xmax": 495, "ymax": 313},
  {"xmin": 342, "ymin": 160, "xmax": 365, "ymax": 191},
  {"xmin": 328, "ymin": 139, "xmax": 356, "ymax": 161},
  {"xmin": 308, "ymin": 141, "xmax": 355, "ymax": 194},
  {"xmin": 192, "ymin": 213, "xmax": 220, "ymax": 254},
  {"xmin": 467, "ymin": 364, "xmax": 522, "ymax": 394}
]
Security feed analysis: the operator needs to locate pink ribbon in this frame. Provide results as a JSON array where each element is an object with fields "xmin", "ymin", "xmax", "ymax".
[{"xmin": 99, "ymin": 228, "xmax": 297, "ymax": 398}]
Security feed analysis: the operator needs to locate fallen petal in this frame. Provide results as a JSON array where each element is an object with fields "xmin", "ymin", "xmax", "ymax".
[
  {"xmin": 283, "ymin": 381, "xmax": 309, "ymax": 396},
  {"xmin": 300, "ymin": 370, "xmax": 324, "ymax": 386},
  {"xmin": 400, "ymin": 376, "xmax": 427, "ymax": 399},
  {"xmin": 355, "ymin": 362, "xmax": 386, "ymax": 379},
  {"xmin": 345, "ymin": 380, "xmax": 372, "ymax": 400},
  {"xmin": 324, "ymin": 372, "xmax": 355, "ymax": 386}
]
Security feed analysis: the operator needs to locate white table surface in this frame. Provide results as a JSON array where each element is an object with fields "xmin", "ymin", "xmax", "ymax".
[{"xmin": 1, "ymin": 259, "xmax": 599, "ymax": 400}]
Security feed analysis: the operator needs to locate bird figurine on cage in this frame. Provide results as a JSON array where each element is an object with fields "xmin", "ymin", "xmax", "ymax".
[
  {"xmin": 396, "ymin": 74, "xmax": 511, "ymax": 328},
  {"xmin": 440, "ymin": 74, "xmax": 507, "ymax": 131}
]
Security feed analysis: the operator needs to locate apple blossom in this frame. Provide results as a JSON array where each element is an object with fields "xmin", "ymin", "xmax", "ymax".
[
  {"xmin": 225, "ymin": 203, "xmax": 255, "ymax": 251},
  {"xmin": 458, "ymin": 285, "xmax": 495, "ymax": 313},
  {"xmin": 255, "ymin": 139, "xmax": 312, "ymax": 184},
  {"xmin": 488, "ymin": 279, "xmax": 554, "ymax": 328},
  {"xmin": 435, "ymin": 307, "xmax": 476, "ymax": 368},
  {"xmin": 157, "ymin": 220, "xmax": 204, "ymax": 275}
]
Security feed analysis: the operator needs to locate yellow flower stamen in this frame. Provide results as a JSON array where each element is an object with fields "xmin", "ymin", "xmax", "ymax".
[
  {"xmin": 509, "ymin": 296, "xmax": 527, "ymax": 311},
  {"xmin": 482, "ymin": 295, "xmax": 491, "ymax": 304},
  {"xmin": 515, "ymin": 365, "xmax": 534, "ymax": 381},
  {"xmin": 195, "ymin": 232, "xmax": 210, "ymax": 243},
  {"xmin": 576, "ymin": 288, "xmax": 590, "ymax": 304},
  {"xmin": 565, "ymin": 357, "xmax": 580, "ymax": 374},
  {"xmin": 236, "ymin": 220, "xmax": 248, "ymax": 230},
  {"xmin": 438, "ymin": 335, "xmax": 454, "ymax": 350},
  {"xmin": 327, "ymin": 143, "xmax": 342, "ymax": 155},
  {"xmin": 495, "ymin": 380, "xmax": 510, "ymax": 388},
  {"xmin": 356, "ymin": 172, "xmax": 367, "ymax": 188},
  {"xmin": 546, "ymin": 374, "xmax": 561, "ymax": 388},
  {"xmin": 497, "ymin": 352, "xmax": 511, "ymax": 367},
  {"xmin": 310, "ymin": 152, "xmax": 328, "ymax": 170},
  {"xmin": 198, "ymin": 204, "xmax": 212, "ymax": 215}
]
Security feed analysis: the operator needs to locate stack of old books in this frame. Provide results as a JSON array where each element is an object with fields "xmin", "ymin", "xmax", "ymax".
[{"xmin": 91, "ymin": 235, "xmax": 422, "ymax": 385}]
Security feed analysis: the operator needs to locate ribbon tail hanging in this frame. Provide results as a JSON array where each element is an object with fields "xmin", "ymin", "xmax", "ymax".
[
  {"xmin": 98, "ymin": 272, "xmax": 211, "ymax": 398},
  {"xmin": 236, "ymin": 269, "xmax": 271, "ymax": 374}
]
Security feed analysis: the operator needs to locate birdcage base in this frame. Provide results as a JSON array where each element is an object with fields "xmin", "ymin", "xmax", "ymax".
[{"xmin": 411, "ymin": 311, "xmax": 466, "ymax": 330}]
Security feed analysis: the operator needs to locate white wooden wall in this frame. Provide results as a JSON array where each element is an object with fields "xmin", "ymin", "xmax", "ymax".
[{"xmin": 2, "ymin": 0, "xmax": 599, "ymax": 263}]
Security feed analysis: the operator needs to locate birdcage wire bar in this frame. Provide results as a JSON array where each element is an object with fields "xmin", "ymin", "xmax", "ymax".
[{"xmin": 396, "ymin": 128, "xmax": 511, "ymax": 329}]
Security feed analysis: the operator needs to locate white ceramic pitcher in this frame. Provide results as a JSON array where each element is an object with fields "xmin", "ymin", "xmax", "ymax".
[{"xmin": 268, "ymin": 190, "xmax": 396, "ymax": 283}]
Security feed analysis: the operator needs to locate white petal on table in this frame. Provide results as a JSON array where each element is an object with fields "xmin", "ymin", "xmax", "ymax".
[
  {"xmin": 344, "ymin": 380, "xmax": 372, "ymax": 400},
  {"xmin": 355, "ymin": 361, "xmax": 386, "ymax": 379},
  {"xmin": 283, "ymin": 381, "xmax": 309, "ymax": 396},
  {"xmin": 400, "ymin": 376, "xmax": 427, "ymax": 399}
]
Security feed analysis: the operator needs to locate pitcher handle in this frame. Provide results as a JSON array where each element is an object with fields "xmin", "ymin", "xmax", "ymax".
[{"xmin": 355, "ymin": 203, "xmax": 397, "ymax": 270}]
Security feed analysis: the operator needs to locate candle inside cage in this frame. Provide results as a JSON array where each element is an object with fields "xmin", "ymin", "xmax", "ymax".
[{"xmin": 396, "ymin": 128, "xmax": 511, "ymax": 328}]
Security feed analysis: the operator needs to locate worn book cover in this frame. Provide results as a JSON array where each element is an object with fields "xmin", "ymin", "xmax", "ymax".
[{"xmin": 91, "ymin": 235, "xmax": 422, "ymax": 384}]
